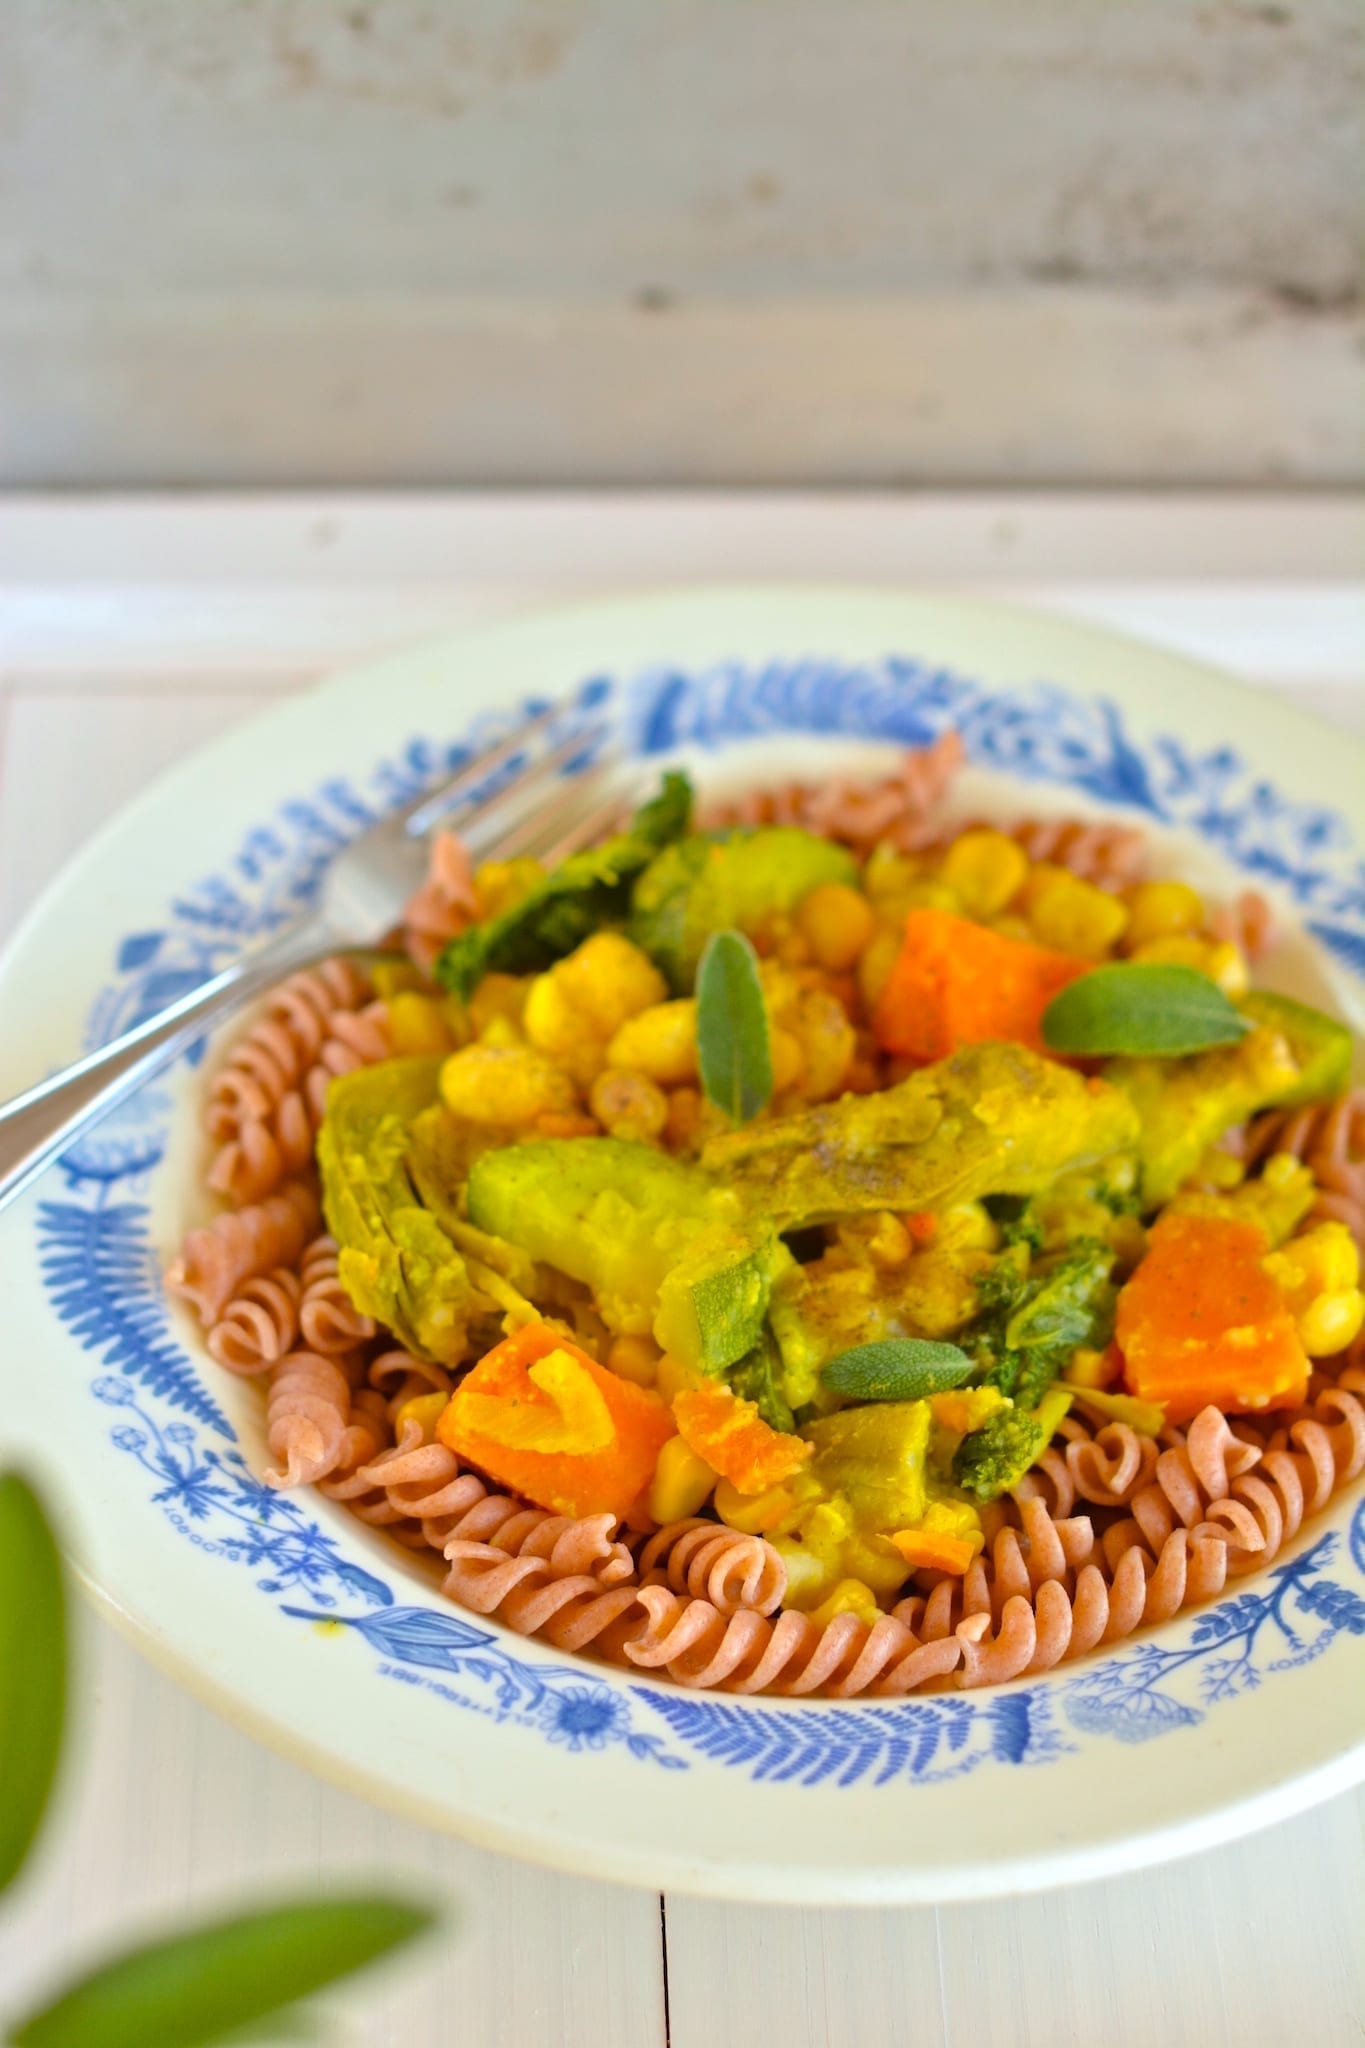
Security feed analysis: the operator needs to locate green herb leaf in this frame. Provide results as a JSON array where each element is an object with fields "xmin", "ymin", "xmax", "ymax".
[
  {"xmin": 0, "ymin": 1472, "xmax": 67, "ymax": 1897},
  {"xmin": 696, "ymin": 929, "xmax": 773, "ymax": 1124},
  {"xmin": 821, "ymin": 1338, "xmax": 973, "ymax": 1402},
  {"xmin": 1042, "ymin": 962, "xmax": 1254, "ymax": 1058},
  {"xmin": 435, "ymin": 769, "xmax": 693, "ymax": 1000},
  {"xmin": 8, "ymin": 1896, "xmax": 438, "ymax": 2048}
]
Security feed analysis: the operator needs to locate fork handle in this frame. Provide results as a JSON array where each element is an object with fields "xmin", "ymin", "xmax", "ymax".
[{"xmin": 0, "ymin": 920, "xmax": 335, "ymax": 1217}]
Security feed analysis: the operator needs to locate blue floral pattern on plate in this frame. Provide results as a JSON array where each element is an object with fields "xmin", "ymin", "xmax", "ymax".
[{"xmin": 38, "ymin": 656, "xmax": 1365, "ymax": 1784}]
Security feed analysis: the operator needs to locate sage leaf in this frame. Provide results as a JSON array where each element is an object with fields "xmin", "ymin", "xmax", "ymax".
[
  {"xmin": 1042, "ymin": 962, "xmax": 1253, "ymax": 1058},
  {"xmin": 821, "ymin": 1338, "xmax": 973, "ymax": 1402},
  {"xmin": 696, "ymin": 929, "xmax": 773, "ymax": 1124},
  {"xmin": 0, "ymin": 1472, "xmax": 67, "ymax": 1897},
  {"xmin": 8, "ymin": 1896, "xmax": 437, "ymax": 2048}
]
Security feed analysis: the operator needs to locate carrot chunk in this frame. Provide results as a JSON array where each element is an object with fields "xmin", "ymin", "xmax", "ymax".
[
  {"xmin": 871, "ymin": 907, "xmax": 1087, "ymax": 1061},
  {"xmin": 672, "ymin": 1381, "xmax": 813, "ymax": 1495},
  {"xmin": 888, "ymin": 1529, "xmax": 978, "ymax": 1575},
  {"xmin": 1114, "ymin": 1212, "xmax": 1309, "ymax": 1425},
  {"xmin": 439, "ymin": 1320, "xmax": 674, "ymax": 1518}
]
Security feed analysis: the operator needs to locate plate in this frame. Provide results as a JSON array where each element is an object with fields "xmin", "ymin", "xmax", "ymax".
[{"xmin": 2, "ymin": 586, "xmax": 1362, "ymax": 1905}]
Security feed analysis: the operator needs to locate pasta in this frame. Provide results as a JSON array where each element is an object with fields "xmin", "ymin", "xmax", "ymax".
[{"xmin": 171, "ymin": 736, "xmax": 1365, "ymax": 1701}]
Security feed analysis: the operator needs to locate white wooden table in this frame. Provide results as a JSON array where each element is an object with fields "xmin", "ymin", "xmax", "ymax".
[{"xmin": 1, "ymin": 493, "xmax": 1362, "ymax": 2048}]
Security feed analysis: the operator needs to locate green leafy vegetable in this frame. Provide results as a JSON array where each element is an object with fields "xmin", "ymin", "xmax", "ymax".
[
  {"xmin": 727, "ymin": 1329, "xmax": 797, "ymax": 1434},
  {"xmin": 953, "ymin": 1407, "xmax": 1048, "ymax": 1501},
  {"xmin": 696, "ymin": 929, "xmax": 773, "ymax": 1124},
  {"xmin": 8, "ymin": 1896, "xmax": 437, "ymax": 2048},
  {"xmin": 435, "ymin": 769, "xmax": 692, "ymax": 999},
  {"xmin": 820, "ymin": 1338, "xmax": 973, "ymax": 1403},
  {"xmin": 1042, "ymin": 962, "xmax": 1253, "ymax": 1058},
  {"xmin": 0, "ymin": 1472, "xmax": 66, "ymax": 1898},
  {"xmin": 965, "ymin": 1241, "xmax": 1115, "ymax": 1409},
  {"xmin": 982, "ymin": 1193, "xmax": 1043, "ymax": 1255}
]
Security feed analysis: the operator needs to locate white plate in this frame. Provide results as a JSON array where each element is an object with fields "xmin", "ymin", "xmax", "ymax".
[{"xmin": 2, "ymin": 586, "xmax": 1362, "ymax": 1905}]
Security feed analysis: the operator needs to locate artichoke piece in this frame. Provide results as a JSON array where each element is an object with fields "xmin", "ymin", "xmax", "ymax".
[
  {"xmin": 1107, "ymin": 993, "xmax": 1352, "ymax": 1211},
  {"xmin": 630, "ymin": 827, "xmax": 858, "ymax": 991},
  {"xmin": 701, "ymin": 1041, "xmax": 1140, "ymax": 1229},
  {"xmin": 317, "ymin": 1058, "xmax": 491, "ymax": 1365},
  {"xmin": 800, "ymin": 1400, "xmax": 932, "ymax": 1532}
]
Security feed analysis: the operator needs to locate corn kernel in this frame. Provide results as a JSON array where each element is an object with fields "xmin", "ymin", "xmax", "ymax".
[
  {"xmin": 606, "ymin": 1333, "xmax": 662, "ymax": 1387},
  {"xmin": 713, "ymin": 1477, "xmax": 798, "ymax": 1534},
  {"xmin": 1122, "ymin": 879, "xmax": 1205, "ymax": 950},
  {"xmin": 857, "ymin": 924, "xmax": 904, "ymax": 1009},
  {"xmin": 386, "ymin": 989, "xmax": 454, "ymax": 1056},
  {"xmin": 1063, "ymin": 1345, "xmax": 1121, "ymax": 1390},
  {"xmin": 370, "ymin": 958, "xmax": 427, "ymax": 1000},
  {"xmin": 395, "ymin": 1390, "xmax": 450, "ymax": 1443},
  {"xmin": 1023, "ymin": 863, "xmax": 1130, "ymax": 958},
  {"xmin": 648, "ymin": 1434, "xmax": 719, "ymax": 1524},
  {"xmin": 468, "ymin": 972, "xmax": 528, "ymax": 1037},
  {"xmin": 590, "ymin": 1068, "xmax": 669, "ymax": 1141},
  {"xmin": 655, "ymin": 1352, "xmax": 699, "ymax": 1406},
  {"xmin": 439, "ymin": 1043, "xmax": 578, "ymax": 1125},
  {"xmin": 607, "ymin": 1000, "xmax": 699, "ymax": 1084},
  {"xmin": 1299, "ymin": 1290, "xmax": 1365, "ymax": 1357},
  {"xmin": 807, "ymin": 1579, "xmax": 882, "ymax": 1628},
  {"xmin": 866, "ymin": 1211, "xmax": 912, "ymax": 1269},
  {"xmin": 936, "ymin": 1201, "xmax": 1001, "ymax": 1252},
  {"xmin": 796, "ymin": 883, "xmax": 878, "ymax": 971},
  {"xmin": 939, "ymin": 828, "xmax": 1029, "ymax": 918},
  {"xmin": 1129, "ymin": 932, "xmax": 1249, "ymax": 997}
]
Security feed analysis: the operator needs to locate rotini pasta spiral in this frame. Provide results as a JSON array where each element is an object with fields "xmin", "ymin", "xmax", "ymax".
[
  {"xmin": 700, "ymin": 734, "xmax": 965, "ymax": 855},
  {"xmin": 1005, "ymin": 816, "xmax": 1148, "ymax": 890},
  {"xmin": 1243, "ymin": 1089, "xmax": 1365, "ymax": 1251},
  {"xmin": 403, "ymin": 830, "xmax": 479, "ymax": 972},
  {"xmin": 263, "ymin": 1351, "xmax": 356, "ymax": 1489},
  {"xmin": 618, "ymin": 1587, "xmax": 966, "ymax": 1696},
  {"xmin": 165, "ymin": 1181, "xmax": 319, "ymax": 1324},
  {"xmin": 205, "ymin": 961, "xmax": 391, "ymax": 1205},
  {"xmin": 205, "ymin": 1268, "xmax": 301, "ymax": 1374},
  {"xmin": 636, "ymin": 1519, "xmax": 787, "ymax": 1616},
  {"xmin": 298, "ymin": 1233, "xmax": 376, "ymax": 1354}
]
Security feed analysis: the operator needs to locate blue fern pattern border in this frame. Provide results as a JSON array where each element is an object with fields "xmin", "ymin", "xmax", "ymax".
[{"xmin": 35, "ymin": 656, "xmax": 1365, "ymax": 1785}]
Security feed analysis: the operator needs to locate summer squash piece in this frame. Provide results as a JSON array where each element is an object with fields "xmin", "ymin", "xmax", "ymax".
[
  {"xmin": 799, "ymin": 1400, "xmax": 932, "ymax": 1530},
  {"xmin": 436, "ymin": 770, "xmax": 693, "ymax": 1000},
  {"xmin": 1114, "ymin": 1211, "xmax": 1309, "ymax": 1424},
  {"xmin": 1108, "ymin": 991, "xmax": 1352, "ymax": 1209},
  {"xmin": 631, "ymin": 826, "xmax": 858, "ymax": 992},
  {"xmin": 439, "ymin": 1320, "xmax": 674, "ymax": 1518},
  {"xmin": 872, "ymin": 907, "xmax": 1087, "ymax": 1061},
  {"xmin": 317, "ymin": 1058, "xmax": 489, "ymax": 1364},
  {"xmin": 701, "ymin": 1040, "xmax": 1140, "ymax": 1228}
]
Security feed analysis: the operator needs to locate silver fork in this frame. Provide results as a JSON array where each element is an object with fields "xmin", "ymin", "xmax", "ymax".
[{"xmin": 0, "ymin": 700, "xmax": 643, "ymax": 1217}]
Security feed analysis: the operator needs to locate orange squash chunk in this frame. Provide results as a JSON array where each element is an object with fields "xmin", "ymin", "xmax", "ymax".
[
  {"xmin": 672, "ymin": 1381, "xmax": 813, "ymax": 1496},
  {"xmin": 439, "ymin": 1321, "xmax": 674, "ymax": 1519},
  {"xmin": 872, "ymin": 907, "xmax": 1087, "ymax": 1061},
  {"xmin": 888, "ymin": 1529, "xmax": 978, "ymax": 1575},
  {"xmin": 1115, "ymin": 1212, "xmax": 1309, "ymax": 1426}
]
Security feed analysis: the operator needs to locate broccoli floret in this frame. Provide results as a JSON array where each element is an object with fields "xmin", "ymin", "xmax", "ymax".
[
  {"xmin": 953, "ymin": 1407, "xmax": 1048, "ymax": 1501},
  {"xmin": 965, "ymin": 1240, "xmax": 1115, "ymax": 1408},
  {"xmin": 983, "ymin": 1193, "xmax": 1044, "ymax": 1256}
]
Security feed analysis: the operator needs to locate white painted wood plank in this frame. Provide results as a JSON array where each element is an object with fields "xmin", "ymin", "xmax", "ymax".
[{"xmin": 0, "ymin": 686, "xmax": 282, "ymax": 947}]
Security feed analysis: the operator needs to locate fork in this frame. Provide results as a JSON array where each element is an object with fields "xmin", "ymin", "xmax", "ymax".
[{"xmin": 0, "ymin": 700, "xmax": 641, "ymax": 1217}]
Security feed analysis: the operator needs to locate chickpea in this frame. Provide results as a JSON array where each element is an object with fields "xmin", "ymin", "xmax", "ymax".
[
  {"xmin": 439, "ymin": 1043, "xmax": 578, "ymax": 1125},
  {"xmin": 857, "ymin": 924, "xmax": 904, "ymax": 1010},
  {"xmin": 796, "ymin": 883, "xmax": 878, "ymax": 972},
  {"xmin": 553, "ymin": 931, "xmax": 668, "ymax": 1036},
  {"xmin": 787, "ymin": 985, "xmax": 855, "ymax": 1101},
  {"xmin": 1021, "ymin": 864, "xmax": 1129, "ymax": 958},
  {"xmin": 468, "ymin": 971, "xmax": 528, "ymax": 1038},
  {"xmin": 589, "ymin": 1067, "xmax": 669, "ymax": 1141},
  {"xmin": 938, "ymin": 829, "xmax": 1029, "ymax": 919},
  {"xmin": 606, "ymin": 1332, "xmax": 662, "ymax": 1387},
  {"xmin": 769, "ymin": 1027, "xmax": 806, "ymax": 1095},
  {"xmin": 1122, "ymin": 879, "xmax": 1205, "ymax": 951},
  {"xmin": 386, "ymin": 989, "xmax": 454, "ymax": 1056},
  {"xmin": 607, "ymin": 999, "xmax": 699, "ymax": 1084}
]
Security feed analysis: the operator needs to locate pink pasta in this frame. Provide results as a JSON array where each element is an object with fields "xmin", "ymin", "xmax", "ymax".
[
  {"xmin": 403, "ymin": 830, "xmax": 479, "ymax": 972},
  {"xmin": 1243, "ymin": 1089, "xmax": 1365, "ymax": 1251},
  {"xmin": 165, "ymin": 1181, "xmax": 319, "ymax": 1325},
  {"xmin": 298, "ymin": 1234, "xmax": 376, "ymax": 1355},
  {"xmin": 206, "ymin": 1268, "xmax": 301, "ymax": 1375},
  {"xmin": 1005, "ymin": 815, "xmax": 1148, "ymax": 891},
  {"xmin": 700, "ymin": 733, "xmax": 965, "ymax": 855},
  {"xmin": 205, "ymin": 960, "xmax": 391, "ymax": 1205},
  {"xmin": 636, "ymin": 1519, "xmax": 787, "ymax": 1616}
]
